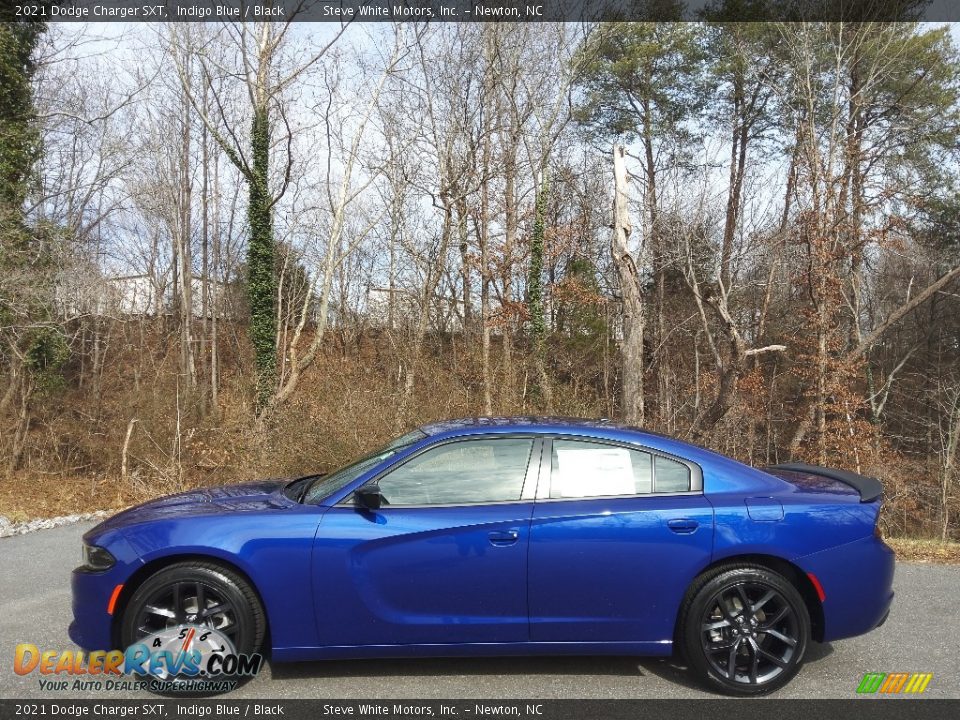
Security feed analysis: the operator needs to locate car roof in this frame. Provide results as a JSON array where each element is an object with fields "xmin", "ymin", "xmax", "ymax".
[{"xmin": 418, "ymin": 416, "xmax": 675, "ymax": 442}]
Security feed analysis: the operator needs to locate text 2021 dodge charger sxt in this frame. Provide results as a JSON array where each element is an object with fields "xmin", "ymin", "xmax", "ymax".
[{"xmin": 70, "ymin": 417, "xmax": 894, "ymax": 695}]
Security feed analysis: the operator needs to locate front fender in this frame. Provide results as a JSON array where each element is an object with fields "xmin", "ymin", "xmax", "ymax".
[{"xmin": 118, "ymin": 507, "xmax": 324, "ymax": 652}]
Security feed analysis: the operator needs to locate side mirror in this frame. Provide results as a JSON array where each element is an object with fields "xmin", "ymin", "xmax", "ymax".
[{"xmin": 355, "ymin": 485, "xmax": 383, "ymax": 511}]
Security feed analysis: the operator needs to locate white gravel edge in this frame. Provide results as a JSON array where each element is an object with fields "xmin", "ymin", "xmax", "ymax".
[{"xmin": 0, "ymin": 509, "xmax": 121, "ymax": 539}]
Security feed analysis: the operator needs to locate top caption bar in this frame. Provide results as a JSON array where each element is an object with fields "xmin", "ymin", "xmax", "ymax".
[{"xmin": 10, "ymin": 0, "xmax": 960, "ymax": 23}]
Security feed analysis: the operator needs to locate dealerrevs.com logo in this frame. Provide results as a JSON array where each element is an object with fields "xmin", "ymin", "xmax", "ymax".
[
  {"xmin": 856, "ymin": 672, "xmax": 934, "ymax": 695},
  {"xmin": 15, "ymin": 624, "xmax": 262, "ymax": 694}
]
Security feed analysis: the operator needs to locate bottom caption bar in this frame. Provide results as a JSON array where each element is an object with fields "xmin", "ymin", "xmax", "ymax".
[{"xmin": 1, "ymin": 700, "xmax": 957, "ymax": 720}]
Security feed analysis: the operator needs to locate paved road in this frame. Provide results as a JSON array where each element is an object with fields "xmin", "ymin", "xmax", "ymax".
[{"xmin": 1, "ymin": 521, "xmax": 957, "ymax": 699}]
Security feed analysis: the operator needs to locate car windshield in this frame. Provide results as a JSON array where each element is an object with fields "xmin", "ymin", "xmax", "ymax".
[{"xmin": 300, "ymin": 428, "xmax": 428, "ymax": 505}]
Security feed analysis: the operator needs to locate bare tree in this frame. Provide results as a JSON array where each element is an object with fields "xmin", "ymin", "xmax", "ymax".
[{"xmin": 612, "ymin": 145, "xmax": 645, "ymax": 425}]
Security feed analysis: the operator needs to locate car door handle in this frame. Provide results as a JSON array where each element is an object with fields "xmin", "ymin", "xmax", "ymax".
[
  {"xmin": 488, "ymin": 530, "xmax": 520, "ymax": 546},
  {"xmin": 667, "ymin": 518, "xmax": 699, "ymax": 534}
]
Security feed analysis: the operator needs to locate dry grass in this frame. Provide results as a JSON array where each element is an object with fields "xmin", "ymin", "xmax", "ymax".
[
  {"xmin": 885, "ymin": 538, "xmax": 960, "ymax": 564},
  {"xmin": 0, "ymin": 472, "xmax": 140, "ymax": 523}
]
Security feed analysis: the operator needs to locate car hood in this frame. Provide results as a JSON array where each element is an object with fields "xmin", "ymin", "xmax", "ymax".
[{"xmin": 87, "ymin": 479, "xmax": 290, "ymax": 536}]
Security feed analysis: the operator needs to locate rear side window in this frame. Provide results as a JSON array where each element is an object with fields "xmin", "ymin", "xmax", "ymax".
[
  {"xmin": 549, "ymin": 439, "xmax": 691, "ymax": 499},
  {"xmin": 654, "ymin": 455, "xmax": 691, "ymax": 492},
  {"xmin": 376, "ymin": 438, "xmax": 534, "ymax": 506}
]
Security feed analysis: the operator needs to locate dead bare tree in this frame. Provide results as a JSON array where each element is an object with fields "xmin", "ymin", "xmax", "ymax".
[{"xmin": 611, "ymin": 145, "xmax": 645, "ymax": 426}]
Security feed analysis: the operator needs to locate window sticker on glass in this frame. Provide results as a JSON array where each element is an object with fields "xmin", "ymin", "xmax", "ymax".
[{"xmin": 554, "ymin": 445, "xmax": 636, "ymax": 498}]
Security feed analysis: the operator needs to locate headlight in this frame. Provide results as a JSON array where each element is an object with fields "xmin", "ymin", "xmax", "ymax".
[{"xmin": 80, "ymin": 543, "xmax": 116, "ymax": 571}]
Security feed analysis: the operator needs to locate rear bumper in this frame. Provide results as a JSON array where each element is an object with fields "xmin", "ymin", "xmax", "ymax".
[
  {"xmin": 795, "ymin": 534, "xmax": 895, "ymax": 642},
  {"xmin": 875, "ymin": 607, "xmax": 891, "ymax": 629}
]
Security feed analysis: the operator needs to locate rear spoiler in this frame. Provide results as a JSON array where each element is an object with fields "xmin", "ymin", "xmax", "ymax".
[{"xmin": 768, "ymin": 463, "xmax": 883, "ymax": 503}]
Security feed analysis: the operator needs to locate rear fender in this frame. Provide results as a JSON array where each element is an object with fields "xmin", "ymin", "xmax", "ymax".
[
  {"xmin": 793, "ymin": 535, "xmax": 895, "ymax": 641},
  {"xmin": 710, "ymin": 491, "xmax": 879, "ymax": 561}
]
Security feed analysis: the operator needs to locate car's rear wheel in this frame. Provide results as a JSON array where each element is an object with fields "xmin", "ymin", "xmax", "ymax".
[
  {"xmin": 680, "ymin": 565, "xmax": 810, "ymax": 696},
  {"xmin": 119, "ymin": 561, "xmax": 266, "ymax": 655}
]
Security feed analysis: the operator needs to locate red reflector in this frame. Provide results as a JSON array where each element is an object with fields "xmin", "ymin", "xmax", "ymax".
[
  {"xmin": 107, "ymin": 584, "xmax": 124, "ymax": 615},
  {"xmin": 807, "ymin": 572, "xmax": 826, "ymax": 602}
]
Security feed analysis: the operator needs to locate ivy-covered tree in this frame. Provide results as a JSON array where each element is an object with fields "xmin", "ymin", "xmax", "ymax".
[
  {"xmin": 0, "ymin": 10, "xmax": 43, "ymax": 250},
  {"xmin": 169, "ymin": 23, "xmax": 353, "ymax": 415},
  {"xmin": 0, "ymin": 9, "xmax": 60, "ymax": 472},
  {"xmin": 246, "ymin": 102, "xmax": 276, "ymax": 413}
]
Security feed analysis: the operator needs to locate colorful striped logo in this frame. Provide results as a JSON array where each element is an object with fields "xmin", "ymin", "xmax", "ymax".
[{"xmin": 857, "ymin": 672, "xmax": 933, "ymax": 694}]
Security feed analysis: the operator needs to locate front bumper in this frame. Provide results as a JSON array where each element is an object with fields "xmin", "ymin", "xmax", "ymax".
[
  {"xmin": 69, "ymin": 530, "xmax": 142, "ymax": 651},
  {"xmin": 69, "ymin": 567, "xmax": 124, "ymax": 651}
]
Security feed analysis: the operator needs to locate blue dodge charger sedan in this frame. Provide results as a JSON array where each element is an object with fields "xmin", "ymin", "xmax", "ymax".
[{"xmin": 70, "ymin": 417, "xmax": 894, "ymax": 695}]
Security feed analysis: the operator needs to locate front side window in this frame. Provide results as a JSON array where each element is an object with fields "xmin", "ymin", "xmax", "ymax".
[
  {"xmin": 302, "ymin": 428, "xmax": 428, "ymax": 504},
  {"xmin": 549, "ymin": 439, "xmax": 691, "ymax": 499},
  {"xmin": 375, "ymin": 438, "xmax": 534, "ymax": 506}
]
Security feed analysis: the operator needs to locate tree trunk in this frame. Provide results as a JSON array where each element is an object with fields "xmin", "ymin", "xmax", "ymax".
[
  {"xmin": 200, "ymin": 100, "xmax": 210, "ymax": 416},
  {"xmin": 0, "ymin": 357, "xmax": 20, "ymax": 415},
  {"xmin": 642, "ymin": 101, "xmax": 665, "ymax": 422},
  {"xmin": 479, "ymin": 164, "xmax": 493, "ymax": 416},
  {"xmin": 528, "ymin": 174, "xmax": 551, "ymax": 410},
  {"xmin": 7, "ymin": 374, "xmax": 31, "ymax": 474},
  {"xmin": 210, "ymin": 134, "xmax": 221, "ymax": 415},
  {"xmin": 612, "ymin": 145, "xmax": 645, "ymax": 426},
  {"xmin": 177, "ymin": 52, "xmax": 196, "ymax": 403},
  {"xmin": 942, "ymin": 392, "xmax": 960, "ymax": 541},
  {"xmin": 502, "ymin": 144, "xmax": 517, "ymax": 407},
  {"xmin": 457, "ymin": 198, "xmax": 472, "ymax": 340},
  {"xmin": 721, "ymin": 85, "xmax": 750, "ymax": 292}
]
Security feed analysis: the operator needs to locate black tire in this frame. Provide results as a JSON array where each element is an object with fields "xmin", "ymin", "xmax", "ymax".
[
  {"xmin": 678, "ymin": 564, "xmax": 810, "ymax": 696},
  {"xmin": 119, "ymin": 561, "xmax": 266, "ymax": 656}
]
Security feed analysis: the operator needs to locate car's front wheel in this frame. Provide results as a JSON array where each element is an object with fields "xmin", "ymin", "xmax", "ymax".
[
  {"xmin": 119, "ymin": 561, "xmax": 266, "ymax": 656},
  {"xmin": 680, "ymin": 565, "xmax": 811, "ymax": 696}
]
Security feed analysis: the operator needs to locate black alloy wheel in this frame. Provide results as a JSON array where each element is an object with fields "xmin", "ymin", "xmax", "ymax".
[
  {"xmin": 133, "ymin": 579, "xmax": 239, "ymax": 644},
  {"xmin": 680, "ymin": 565, "xmax": 811, "ymax": 695},
  {"xmin": 119, "ymin": 561, "xmax": 266, "ymax": 656}
]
